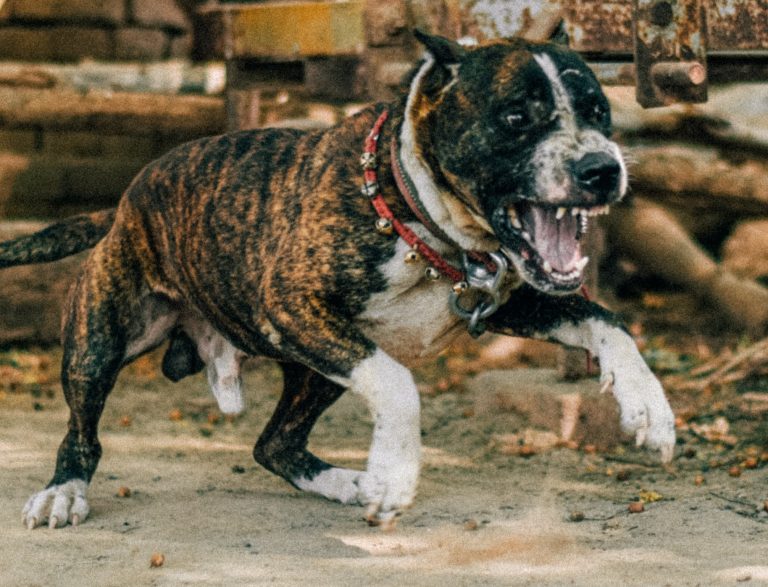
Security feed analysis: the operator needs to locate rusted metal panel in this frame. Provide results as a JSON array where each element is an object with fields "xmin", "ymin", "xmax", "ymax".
[
  {"xmin": 225, "ymin": 1, "xmax": 365, "ymax": 59},
  {"xmin": 634, "ymin": 0, "xmax": 708, "ymax": 107},
  {"xmin": 708, "ymin": 0, "xmax": 768, "ymax": 50},
  {"xmin": 563, "ymin": 1, "xmax": 634, "ymax": 53},
  {"xmin": 446, "ymin": 0, "xmax": 768, "ymax": 53}
]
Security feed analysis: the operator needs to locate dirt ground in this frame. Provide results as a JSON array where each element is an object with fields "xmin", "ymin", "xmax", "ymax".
[{"xmin": 1, "ymin": 349, "xmax": 767, "ymax": 587}]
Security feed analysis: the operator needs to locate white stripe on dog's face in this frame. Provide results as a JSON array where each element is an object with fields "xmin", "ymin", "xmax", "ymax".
[{"xmin": 533, "ymin": 53, "xmax": 577, "ymax": 134}]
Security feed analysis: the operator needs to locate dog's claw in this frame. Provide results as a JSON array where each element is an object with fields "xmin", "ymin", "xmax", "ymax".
[
  {"xmin": 71, "ymin": 514, "xmax": 80, "ymax": 527},
  {"xmin": 635, "ymin": 427, "xmax": 648, "ymax": 448},
  {"xmin": 26, "ymin": 516, "xmax": 37, "ymax": 530},
  {"xmin": 600, "ymin": 373, "xmax": 614, "ymax": 394},
  {"xmin": 364, "ymin": 505, "xmax": 400, "ymax": 531},
  {"xmin": 48, "ymin": 516, "xmax": 58, "ymax": 529}
]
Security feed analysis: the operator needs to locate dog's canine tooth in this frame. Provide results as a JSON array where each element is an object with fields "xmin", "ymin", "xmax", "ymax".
[
  {"xmin": 556, "ymin": 207, "xmax": 566, "ymax": 220},
  {"xmin": 522, "ymin": 231, "xmax": 532, "ymax": 243},
  {"xmin": 543, "ymin": 260, "xmax": 553, "ymax": 274},
  {"xmin": 571, "ymin": 208, "xmax": 581, "ymax": 217},
  {"xmin": 575, "ymin": 256, "xmax": 590, "ymax": 272},
  {"xmin": 507, "ymin": 207, "xmax": 523, "ymax": 230}
]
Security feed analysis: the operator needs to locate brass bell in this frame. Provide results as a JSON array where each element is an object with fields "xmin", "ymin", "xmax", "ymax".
[
  {"xmin": 404, "ymin": 248, "xmax": 421, "ymax": 264},
  {"xmin": 452, "ymin": 281, "xmax": 469, "ymax": 295},
  {"xmin": 360, "ymin": 152, "xmax": 377, "ymax": 169},
  {"xmin": 375, "ymin": 217, "xmax": 394, "ymax": 235},
  {"xmin": 424, "ymin": 267, "xmax": 440, "ymax": 281}
]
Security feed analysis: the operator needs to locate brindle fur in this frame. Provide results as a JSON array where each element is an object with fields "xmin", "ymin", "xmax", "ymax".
[{"xmin": 3, "ymin": 33, "xmax": 674, "ymax": 529}]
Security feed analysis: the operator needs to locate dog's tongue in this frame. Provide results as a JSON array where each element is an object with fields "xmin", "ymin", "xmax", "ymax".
[{"xmin": 526, "ymin": 207, "xmax": 581, "ymax": 272}]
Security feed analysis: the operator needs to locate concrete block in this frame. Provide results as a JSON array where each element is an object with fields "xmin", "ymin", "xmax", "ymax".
[
  {"xmin": 0, "ymin": 28, "xmax": 56, "ymax": 61},
  {"xmin": 304, "ymin": 57, "xmax": 363, "ymax": 100},
  {"xmin": 168, "ymin": 32, "xmax": 192, "ymax": 59},
  {"xmin": 0, "ymin": 129, "xmax": 39, "ymax": 153},
  {"xmin": 0, "ymin": 26, "xmax": 113, "ymax": 62},
  {"xmin": 115, "ymin": 27, "xmax": 169, "ymax": 61},
  {"xmin": 63, "ymin": 157, "xmax": 147, "ymax": 205},
  {"xmin": 11, "ymin": 0, "xmax": 126, "ymax": 25},
  {"xmin": 52, "ymin": 26, "xmax": 114, "ymax": 61},
  {"xmin": 0, "ymin": 156, "xmax": 146, "ymax": 218},
  {"xmin": 42, "ymin": 131, "xmax": 157, "ymax": 159},
  {"xmin": 131, "ymin": 0, "xmax": 190, "ymax": 32},
  {"xmin": 0, "ymin": 154, "xmax": 65, "ymax": 218},
  {"xmin": 467, "ymin": 369, "xmax": 624, "ymax": 451}
]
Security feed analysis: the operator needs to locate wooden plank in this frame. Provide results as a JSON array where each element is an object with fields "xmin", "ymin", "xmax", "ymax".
[{"xmin": 227, "ymin": 1, "xmax": 365, "ymax": 59}]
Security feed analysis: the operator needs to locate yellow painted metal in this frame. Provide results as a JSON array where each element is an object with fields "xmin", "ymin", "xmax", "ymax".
[{"xmin": 230, "ymin": 1, "xmax": 365, "ymax": 59}]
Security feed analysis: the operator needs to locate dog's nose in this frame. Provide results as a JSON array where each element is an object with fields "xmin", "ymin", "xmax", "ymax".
[{"xmin": 572, "ymin": 153, "xmax": 621, "ymax": 202}]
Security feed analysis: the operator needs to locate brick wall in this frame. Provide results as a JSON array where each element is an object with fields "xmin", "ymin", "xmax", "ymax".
[{"xmin": 0, "ymin": 0, "xmax": 192, "ymax": 62}]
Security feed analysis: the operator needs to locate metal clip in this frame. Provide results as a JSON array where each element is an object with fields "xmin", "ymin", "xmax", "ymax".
[{"xmin": 449, "ymin": 250, "xmax": 508, "ymax": 338}]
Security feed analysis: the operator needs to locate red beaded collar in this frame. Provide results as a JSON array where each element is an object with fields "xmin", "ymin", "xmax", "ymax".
[{"xmin": 361, "ymin": 109, "xmax": 495, "ymax": 286}]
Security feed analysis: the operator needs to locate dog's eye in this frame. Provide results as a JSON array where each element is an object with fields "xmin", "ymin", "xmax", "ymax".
[
  {"xmin": 504, "ymin": 101, "xmax": 549, "ymax": 132},
  {"xmin": 505, "ymin": 112, "xmax": 528, "ymax": 127}
]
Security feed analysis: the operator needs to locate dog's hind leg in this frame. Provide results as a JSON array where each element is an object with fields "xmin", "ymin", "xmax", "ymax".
[
  {"xmin": 22, "ymin": 279, "xmax": 126, "ymax": 529},
  {"xmin": 22, "ymin": 255, "xmax": 178, "ymax": 529},
  {"xmin": 254, "ymin": 363, "xmax": 360, "ymax": 503}
]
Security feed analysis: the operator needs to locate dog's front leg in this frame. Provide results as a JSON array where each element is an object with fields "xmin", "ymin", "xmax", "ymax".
[
  {"xmin": 486, "ymin": 285, "xmax": 675, "ymax": 462},
  {"xmin": 337, "ymin": 348, "xmax": 422, "ymax": 526}
]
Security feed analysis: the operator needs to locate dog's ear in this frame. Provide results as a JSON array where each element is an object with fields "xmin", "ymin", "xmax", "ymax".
[
  {"xmin": 548, "ymin": 20, "xmax": 570, "ymax": 47},
  {"xmin": 414, "ymin": 29, "xmax": 466, "ymax": 65}
]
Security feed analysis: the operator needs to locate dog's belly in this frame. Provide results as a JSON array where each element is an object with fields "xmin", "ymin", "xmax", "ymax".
[{"xmin": 357, "ymin": 235, "xmax": 464, "ymax": 365}]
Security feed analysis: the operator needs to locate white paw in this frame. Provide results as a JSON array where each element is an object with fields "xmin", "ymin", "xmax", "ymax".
[
  {"xmin": 22, "ymin": 480, "xmax": 90, "ymax": 529},
  {"xmin": 357, "ymin": 462, "xmax": 419, "ymax": 528},
  {"xmin": 294, "ymin": 467, "xmax": 363, "ymax": 505},
  {"xmin": 604, "ymin": 367, "xmax": 676, "ymax": 462}
]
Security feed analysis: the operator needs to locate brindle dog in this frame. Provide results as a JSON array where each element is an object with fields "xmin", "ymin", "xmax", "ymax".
[{"xmin": 1, "ymin": 31, "xmax": 675, "ymax": 530}]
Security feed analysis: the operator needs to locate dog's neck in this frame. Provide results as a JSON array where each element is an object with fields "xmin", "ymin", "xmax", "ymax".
[{"xmin": 396, "ymin": 55, "xmax": 499, "ymax": 253}]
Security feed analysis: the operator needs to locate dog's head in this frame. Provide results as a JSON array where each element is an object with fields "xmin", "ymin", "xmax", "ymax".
[{"xmin": 402, "ymin": 31, "xmax": 627, "ymax": 294}]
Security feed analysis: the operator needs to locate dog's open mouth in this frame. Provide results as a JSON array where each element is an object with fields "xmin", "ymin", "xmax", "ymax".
[{"xmin": 494, "ymin": 202, "xmax": 610, "ymax": 292}]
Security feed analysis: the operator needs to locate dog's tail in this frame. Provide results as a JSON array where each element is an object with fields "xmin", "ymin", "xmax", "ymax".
[{"xmin": 0, "ymin": 208, "xmax": 116, "ymax": 269}]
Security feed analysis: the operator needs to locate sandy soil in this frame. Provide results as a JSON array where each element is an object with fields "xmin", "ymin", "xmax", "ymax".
[{"xmin": 1, "ymin": 355, "xmax": 767, "ymax": 587}]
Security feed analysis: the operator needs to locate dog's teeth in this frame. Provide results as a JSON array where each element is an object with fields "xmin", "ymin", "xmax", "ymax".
[
  {"xmin": 507, "ymin": 207, "xmax": 523, "ymax": 229},
  {"xmin": 575, "ymin": 256, "xmax": 590, "ymax": 272},
  {"xmin": 571, "ymin": 208, "xmax": 580, "ymax": 217},
  {"xmin": 556, "ymin": 207, "xmax": 566, "ymax": 220},
  {"xmin": 522, "ymin": 231, "xmax": 532, "ymax": 243},
  {"xmin": 543, "ymin": 260, "xmax": 553, "ymax": 274}
]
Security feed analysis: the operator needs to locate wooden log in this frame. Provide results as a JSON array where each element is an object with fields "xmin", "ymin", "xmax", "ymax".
[
  {"xmin": 0, "ymin": 87, "xmax": 225, "ymax": 140},
  {"xmin": 603, "ymin": 199, "xmax": 768, "ymax": 334},
  {"xmin": 0, "ymin": 221, "xmax": 84, "ymax": 346},
  {"xmin": 628, "ymin": 144, "xmax": 768, "ymax": 216},
  {"xmin": 721, "ymin": 219, "xmax": 768, "ymax": 280}
]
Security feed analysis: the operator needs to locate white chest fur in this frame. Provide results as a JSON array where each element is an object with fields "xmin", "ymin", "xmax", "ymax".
[{"xmin": 357, "ymin": 225, "xmax": 469, "ymax": 365}]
